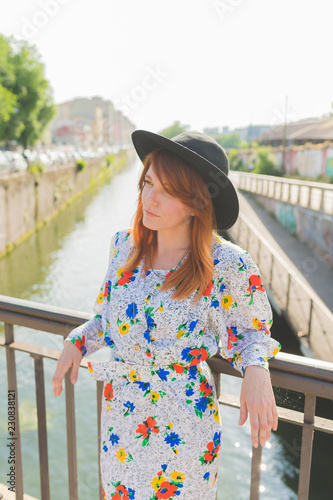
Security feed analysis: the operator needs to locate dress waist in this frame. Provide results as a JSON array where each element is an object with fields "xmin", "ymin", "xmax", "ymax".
[{"xmin": 86, "ymin": 358, "xmax": 206, "ymax": 383}]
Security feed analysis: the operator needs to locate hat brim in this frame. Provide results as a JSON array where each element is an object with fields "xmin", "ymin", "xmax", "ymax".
[{"xmin": 131, "ymin": 129, "xmax": 239, "ymax": 230}]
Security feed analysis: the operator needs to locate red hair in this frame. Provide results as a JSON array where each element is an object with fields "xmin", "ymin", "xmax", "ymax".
[{"xmin": 122, "ymin": 147, "xmax": 219, "ymax": 305}]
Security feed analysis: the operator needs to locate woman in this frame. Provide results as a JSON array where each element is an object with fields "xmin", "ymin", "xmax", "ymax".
[{"xmin": 53, "ymin": 129, "xmax": 282, "ymax": 499}]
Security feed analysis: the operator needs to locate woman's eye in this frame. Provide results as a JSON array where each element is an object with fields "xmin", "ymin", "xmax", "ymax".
[{"xmin": 143, "ymin": 179, "xmax": 152, "ymax": 185}]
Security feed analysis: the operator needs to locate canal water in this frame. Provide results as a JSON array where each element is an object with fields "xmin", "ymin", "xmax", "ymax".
[{"xmin": 0, "ymin": 156, "xmax": 332, "ymax": 500}]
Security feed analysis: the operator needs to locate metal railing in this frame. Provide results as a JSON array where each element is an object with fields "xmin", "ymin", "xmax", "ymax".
[
  {"xmin": 1, "ymin": 295, "xmax": 333, "ymax": 500},
  {"xmin": 227, "ymin": 212, "xmax": 333, "ymax": 363},
  {"xmin": 230, "ymin": 171, "xmax": 333, "ymax": 215}
]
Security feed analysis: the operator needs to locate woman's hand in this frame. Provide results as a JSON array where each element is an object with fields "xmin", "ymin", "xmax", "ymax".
[
  {"xmin": 238, "ymin": 365, "xmax": 278, "ymax": 448},
  {"xmin": 52, "ymin": 340, "xmax": 83, "ymax": 397}
]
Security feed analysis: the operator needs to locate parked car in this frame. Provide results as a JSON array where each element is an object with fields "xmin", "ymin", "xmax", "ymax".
[
  {"xmin": 5, "ymin": 151, "xmax": 28, "ymax": 172},
  {"xmin": 0, "ymin": 151, "xmax": 11, "ymax": 173}
]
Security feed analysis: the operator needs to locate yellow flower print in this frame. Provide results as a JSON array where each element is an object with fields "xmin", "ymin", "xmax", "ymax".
[
  {"xmin": 168, "ymin": 422, "xmax": 173, "ymax": 428},
  {"xmin": 221, "ymin": 295, "xmax": 234, "ymax": 310},
  {"xmin": 253, "ymin": 318, "xmax": 264, "ymax": 330},
  {"xmin": 87, "ymin": 362, "xmax": 93, "ymax": 374},
  {"xmin": 159, "ymin": 305, "xmax": 163, "ymax": 312},
  {"xmin": 116, "ymin": 448, "xmax": 127, "ymax": 464},
  {"xmin": 119, "ymin": 323, "xmax": 130, "ymax": 335},
  {"xmin": 156, "ymin": 283, "xmax": 161, "ymax": 289},
  {"xmin": 112, "ymin": 248, "xmax": 117, "ymax": 257},
  {"xmin": 272, "ymin": 345, "xmax": 281, "ymax": 355},
  {"xmin": 208, "ymin": 401, "xmax": 214, "ymax": 409},
  {"xmin": 177, "ymin": 330, "xmax": 185, "ymax": 339},
  {"xmin": 170, "ymin": 471, "xmax": 185, "ymax": 482},
  {"xmin": 151, "ymin": 475, "xmax": 166, "ymax": 491},
  {"xmin": 98, "ymin": 330, "xmax": 103, "ymax": 338},
  {"xmin": 97, "ymin": 293, "xmax": 104, "ymax": 304},
  {"xmin": 129, "ymin": 370, "xmax": 141, "ymax": 382},
  {"xmin": 151, "ymin": 391, "xmax": 160, "ymax": 402},
  {"xmin": 174, "ymin": 449, "xmax": 179, "ymax": 454},
  {"xmin": 116, "ymin": 267, "xmax": 124, "ymax": 279},
  {"xmin": 213, "ymin": 407, "xmax": 219, "ymax": 423}
]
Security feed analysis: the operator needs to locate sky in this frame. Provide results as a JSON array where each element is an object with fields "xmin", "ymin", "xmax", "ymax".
[{"xmin": 1, "ymin": 0, "xmax": 333, "ymax": 134}]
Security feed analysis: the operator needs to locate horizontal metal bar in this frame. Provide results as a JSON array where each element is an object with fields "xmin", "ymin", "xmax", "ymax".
[{"xmin": 218, "ymin": 392, "xmax": 333, "ymax": 434}]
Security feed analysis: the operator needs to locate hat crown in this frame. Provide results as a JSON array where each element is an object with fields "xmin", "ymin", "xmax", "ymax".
[{"xmin": 171, "ymin": 131, "xmax": 229, "ymax": 175}]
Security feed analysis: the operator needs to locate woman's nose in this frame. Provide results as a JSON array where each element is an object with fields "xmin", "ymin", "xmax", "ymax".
[{"xmin": 145, "ymin": 187, "xmax": 158, "ymax": 204}]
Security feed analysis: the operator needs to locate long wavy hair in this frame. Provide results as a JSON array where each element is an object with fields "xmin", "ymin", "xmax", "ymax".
[{"xmin": 122, "ymin": 147, "xmax": 220, "ymax": 305}]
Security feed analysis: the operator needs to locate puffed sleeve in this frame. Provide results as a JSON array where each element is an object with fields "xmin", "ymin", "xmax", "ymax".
[
  {"xmin": 211, "ymin": 243, "xmax": 282, "ymax": 377},
  {"xmin": 64, "ymin": 230, "xmax": 120, "ymax": 357}
]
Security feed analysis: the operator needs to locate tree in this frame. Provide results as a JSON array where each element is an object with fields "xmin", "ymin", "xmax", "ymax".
[
  {"xmin": 158, "ymin": 120, "xmax": 190, "ymax": 138},
  {"xmin": 0, "ymin": 35, "xmax": 17, "ymax": 124},
  {"xmin": 215, "ymin": 132, "xmax": 247, "ymax": 150},
  {"xmin": 253, "ymin": 146, "xmax": 281, "ymax": 176},
  {"xmin": 0, "ymin": 34, "xmax": 57, "ymax": 149}
]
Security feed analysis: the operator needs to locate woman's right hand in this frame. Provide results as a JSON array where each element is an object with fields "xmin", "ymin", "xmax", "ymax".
[{"xmin": 52, "ymin": 340, "xmax": 83, "ymax": 397}]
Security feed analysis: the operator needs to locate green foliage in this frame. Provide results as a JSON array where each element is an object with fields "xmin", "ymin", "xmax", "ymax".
[
  {"xmin": 228, "ymin": 149, "xmax": 245, "ymax": 171},
  {"xmin": 0, "ymin": 34, "xmax": 57, "ymax": 149},
  {"xmin": 105, "ymin": 154, "xmax": 115, "ymax": 166},
  {"xmin": 27, "ymin": 162, "xmax": 45, "ymax": 174},
  {"xmin": 253, "ymin": 146, "xmax": 282, "ymax": 176},
  {"xmin": 158, "ymin": 120, "xmax": 190, "ymax": 138},
  {"xmin": 76, "ymin": 159, "xmax": 87, "ymax": 172},
  {"xmin": 215, "ymin": 133, "xmax": 246, "ymax": 150}
]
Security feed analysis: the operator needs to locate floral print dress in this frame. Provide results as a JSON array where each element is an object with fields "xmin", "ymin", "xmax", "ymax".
[{"xmin": 65, "ymin": 228, "xmax": 281, "ymax": 500}]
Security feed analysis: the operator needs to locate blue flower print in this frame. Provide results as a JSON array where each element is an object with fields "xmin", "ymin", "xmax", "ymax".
[
  {"xmin": 211, "ymin": 298, "xmax": 219, "ymax": 309},
  {"xmin": 103, "ymin": 445, "xmax": 108, "ymax": 452},
  {"xmin": 126, "ymin": 302, "xmax": 138, "ymax": 319},
  {"xmin": 123, "ymin": 401, "xmax": 135, "ymax": 416},
  {"xmin": 203, "ymin": 472, "xmax": 210, "ymax": 481},
  {"xmin": 144, "ymin": 329, "xmax": 152, "ymax": 343},
  {"xmin": 165, "ymin": 432, "xmax": 182, "ymax": 447},
  {"xmin": 109, "ymin": 433, "xmax": 120, "ymax": 446},
  {"xmin": 188, "ymin": 366, "xmax": 198, "ymax": 380},
  {"xmin": 195, "ymin": 397, "xmax": 208, "ymax": 413},
  {"xmin": 157, "ymin": 368, "xmax": 169, "ymax": 381},
  {"xmin": 104, "ymin": 334, "xmax": 115, "ymax": 348},
  {"xmin": 181, "ymin": 347, "xmax": 192, "ymax": 363},
  {"xmin": 188, "ymin": 319, "xmax": 198, "ymax": 333},
  {"xmin": 186, "ymin": 388, "xmax": 194, "ymax": 397},
  {"xmin": 135, "ymin": 381, "xmax": 151, "ymax": 392}
]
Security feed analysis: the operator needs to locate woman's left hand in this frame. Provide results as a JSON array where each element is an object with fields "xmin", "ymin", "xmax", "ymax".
[{"xmin": 238, "ymin": 365, "xmax": 278, "ymax": 448}]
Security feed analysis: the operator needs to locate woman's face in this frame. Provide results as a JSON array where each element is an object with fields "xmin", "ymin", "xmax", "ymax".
[{"xmin": 141, "ymin": 164, "xmax": 193, "ymax": 233}]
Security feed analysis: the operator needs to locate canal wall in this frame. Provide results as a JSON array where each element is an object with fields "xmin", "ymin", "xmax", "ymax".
[
  {"xmin": 247, "ymin": 193, "xmax": 333, "ymax": 267},
  {"xmin": 0, "ymin": 149, "xmax": 135, "ymax": 259}
]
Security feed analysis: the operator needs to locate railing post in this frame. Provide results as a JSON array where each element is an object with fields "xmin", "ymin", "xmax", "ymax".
[
  {"xmin": 286, "ymin": 273, "xmax": 291, "ymax": 313},
  {"xmin": 65, "ymin": 368, "xmax": 78, "ymax": 500},
  {"xmin": 250, "ymin": 443, "xmax": 263, "ymax": 500},
  {"xmin": 298, "ymin": 394, "xmax": 316, "ymax": 499},
  {"xmin": 269, "ymin": 254, "xmax": 274, "ymax": 288},
  {"xmin": 308, "ymin": 299, "xmax": 314, "ymax": 344},
  {"xmin": 5, "ymin": 322, "xmax": 24, "ymax": 500},
  {"xmin": 31, "ymin": 353, "xmax": 50, "ymax": 500},
  {"xmin": 97, "ymin": 380, "xmax": 104, "ymax": 500}
]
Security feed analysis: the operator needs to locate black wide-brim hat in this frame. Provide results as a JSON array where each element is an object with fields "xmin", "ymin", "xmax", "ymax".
[{"xmin": 131, "ymin": 129, "xmax": 239, "ymax": 230}]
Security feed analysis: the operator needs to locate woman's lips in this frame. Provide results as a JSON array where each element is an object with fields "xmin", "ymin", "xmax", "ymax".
[{"xmin": 145, "ymin": 209, "xmax": 159, "ymax": 217}]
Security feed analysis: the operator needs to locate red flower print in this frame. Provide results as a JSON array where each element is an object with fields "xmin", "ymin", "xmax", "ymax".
[
  {"xmin": 227, "ymin": 327, "xmax": 239, "ymax": 349},
  {"xmin": 104, "ymin": 382, "xmax": 114, "ymax": 401},
  {"xmin": 247, "ymin": 274, "xmax": 265, "ymax": 293},
  {"xmin": 113, "ymin": 484, "xmax": 130, "ymax": 500},
  {"xmin": 172, "ymin": 363, "xmax": 185, "ymax": 374},
  {"xmin": 74, "ymin": 335, "xmax": 87, "ymax": 356},
  {"xmin": 204, "ymin": 441, "xmax": 220, "ymax": 463},
  {"xmin": 136, "ymin": 416, "xmax": 160, "ymax": 445},
  {"xmin": 200, "ymin": 380, "xmax": 212, "ymax": 397},
  {"xmin": 155, "ymin": 481, "xmax": 178, "ymax": 499},
  {"xmin": 117, "ymin": 270, "xmax": 134, "ymax": 286},
  {"xmin": 189, "ymin": 347, "xmax": 209, "ymax": 366},
  {"xmin": 203, "ymin": 279, "xmax": 214, "ymax": 297}
]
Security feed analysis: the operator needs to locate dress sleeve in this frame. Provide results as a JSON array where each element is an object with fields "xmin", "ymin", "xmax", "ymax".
[
  {"xmin": 64, "ymin": 230, "xmax": 120, "ymax": 357},
  {"xmin": 212, "ymin": 246, "xmax": 282, "ymax": 377}
]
